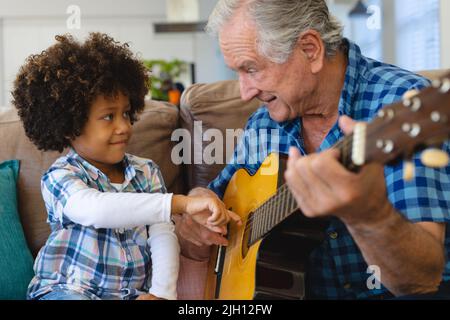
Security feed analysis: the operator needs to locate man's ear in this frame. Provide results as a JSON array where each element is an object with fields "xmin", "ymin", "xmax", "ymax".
[{"xmin": 296, "ymin": 30, "xmax": 325, "ymax": 74}]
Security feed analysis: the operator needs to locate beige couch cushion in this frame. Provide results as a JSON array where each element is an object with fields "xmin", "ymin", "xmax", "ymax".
[
  {"xmin": 0, "ymin": 100, "xmax": 182, "ymax": 256},
  {"xmin": 418, "ymin": 69, "xmax": 450, "ymax": 80},
  {"xmin": 180, "ymin": 80, "xmax": 261, "ymax": 190},
  {"xmin": 128, "ymin": 101, "xmax": 185, "ymax": 195}
]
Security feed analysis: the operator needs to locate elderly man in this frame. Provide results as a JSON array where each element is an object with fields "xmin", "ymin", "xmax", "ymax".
[{"xmin": 174, "ymin": 0, "xmax": 450, "ymax": 299}]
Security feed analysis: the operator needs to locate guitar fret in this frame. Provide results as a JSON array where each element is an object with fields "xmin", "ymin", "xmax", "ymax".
[
  {"xmin": 253, "ymin": 208, "xmax": 262, "ymax": 240},
  {"xmin": 277, "ymin": 192, "xmax": 283, "ymax": 226},
  {"xmin": 258, "ymin": 209, "xmax": 263, "ymax": 243},
  {"xmin": 270, "ymin": 196, "xmax": 280, "ymax": 228},
  {"xmin": 261, "ymin": 198, "xmax": 273, "ymax": 236},
  {"xmin": 282, "ymin": 191, "xmax": 288, "ymax": 220},
  {"xmin": 250, "ymin": 212, "xmax": 255, "ymax": 244},
  {"xmin": 271, "ymin": 197, "xmax": 276, "ymax": 231},
  {"xmin": 259, "ymin": 205, "xmax": 266, "ymax": 239},
  {"xmin": 251, "ymin": 210, "xmax": 257, "ymax": 244},
  {"xmin": 269, "ymin": 197, "xmax": 275, "ymax": 231},
  {"xmin": 282, "ymin": 189, "xmax": 288, "ymax": 221}
]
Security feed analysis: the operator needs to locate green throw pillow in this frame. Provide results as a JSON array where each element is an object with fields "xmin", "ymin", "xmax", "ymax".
[{"xmin": 0, "ymin": 160, "xmax": 34, "ymax": 300}]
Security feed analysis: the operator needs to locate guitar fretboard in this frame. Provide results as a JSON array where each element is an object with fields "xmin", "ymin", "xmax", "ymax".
[{"xmin": 248, "ymin": 136, "xmax": 354, "ymax": 245}]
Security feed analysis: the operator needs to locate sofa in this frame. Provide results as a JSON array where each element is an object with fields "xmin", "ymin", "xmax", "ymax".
[{"xmin": 0, "ymin": 70, "xmax": 447, "ymax": 300}]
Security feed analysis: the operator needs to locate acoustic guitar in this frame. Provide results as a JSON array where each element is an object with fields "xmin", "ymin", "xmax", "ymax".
[{"xmin": 204, "ymin": 73, "xmax": 450, "ymax": 300}]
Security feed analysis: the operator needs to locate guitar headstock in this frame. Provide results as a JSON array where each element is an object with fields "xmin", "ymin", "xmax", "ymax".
[{"xmin": 350, "ymin": 73, "xmax": 450, "ymax": 173}]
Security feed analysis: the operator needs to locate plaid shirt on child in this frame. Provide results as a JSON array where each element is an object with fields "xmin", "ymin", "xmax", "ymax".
[
  {"xmin": 208, "ymin": 39, "xmax": 450, "ymax": 299},
  {"xmin": 27, "ymin": 149, "xmax": 168, "ymax": 300}
]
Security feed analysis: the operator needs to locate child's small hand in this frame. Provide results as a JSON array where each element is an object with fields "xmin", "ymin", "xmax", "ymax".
[{"xmin": 172, "ymin": 195, "xmax": 242, "ymax": 232}]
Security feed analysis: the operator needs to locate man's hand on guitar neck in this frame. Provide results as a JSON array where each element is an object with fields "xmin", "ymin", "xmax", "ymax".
[
  {"xmin": 173, "ymin": 187, "xmax": 237, "ymax": 261},
  {"xmin": 284, "ymin": 115, "xmax": 391, "ymax": 226}
]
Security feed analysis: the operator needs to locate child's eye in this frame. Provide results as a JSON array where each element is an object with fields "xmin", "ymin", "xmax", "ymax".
[
  {"xmin": 123, "ymin": 111, "xmax": 130, "ymax": 119},
  {"xmin": 103, "ymin": 114, "xmax": 113, "ymax": 121}
]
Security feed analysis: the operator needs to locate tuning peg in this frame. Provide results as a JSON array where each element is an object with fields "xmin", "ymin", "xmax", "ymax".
[
  {"xmin": 420, "ymin": 149, "xmax": 450, "ymax": 168},
  {"xmin": 402, "ymin": 89, "xmax": 419, "ymax": 100},
  {"xmin": 440, "ymin": 78, "xmax": 450, "ymax": 93},
  {"xmin": 403, "ymin": 161, "xmax": 415, "ymax": 181},
  {"xmin": 402, "ymin": 89, "xmax": 422, "ymax": 111}
]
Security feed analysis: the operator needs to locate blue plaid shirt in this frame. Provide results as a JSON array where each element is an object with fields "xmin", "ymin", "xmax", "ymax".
[
  {"xmin": 27, "ymin": 149, "xmax": 170, "ymax": 300},
  {"xmin": 208, "ymin": 39, "xmax": 450, "ymax": 299}
]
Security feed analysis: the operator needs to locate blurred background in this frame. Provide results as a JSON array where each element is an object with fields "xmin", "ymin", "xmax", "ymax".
[{"xmin": 0, "ymin": 0, "xmax": 448, "ymax": 108}]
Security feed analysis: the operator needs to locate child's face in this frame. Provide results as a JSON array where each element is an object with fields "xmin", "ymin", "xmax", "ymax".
[{"xmin": 71, "ymin": 91, "xmax": 132, "ymax": 173}]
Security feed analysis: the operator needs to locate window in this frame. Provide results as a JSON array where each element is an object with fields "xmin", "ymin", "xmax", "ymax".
[
  {"xmin": 395, "ymin": 0, "xmax": 440, "ymax": 71},
  {"xmin": 348, "ymin": 0, "xmax": 383, "ymax": 61}
]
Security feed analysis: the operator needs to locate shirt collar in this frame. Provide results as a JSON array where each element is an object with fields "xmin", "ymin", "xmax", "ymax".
[
  {"xmin": 339, "ymin": 38, "xmax": 364, "ymax": 117},
  {"xmin": 67, "ymin": 148, "xmax": 139, "ymax": 183}
]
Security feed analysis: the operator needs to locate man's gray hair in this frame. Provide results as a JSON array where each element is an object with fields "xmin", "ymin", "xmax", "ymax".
[{"xmin": 206, "ymin": 0, "xmax": 344, "ymax": 63}]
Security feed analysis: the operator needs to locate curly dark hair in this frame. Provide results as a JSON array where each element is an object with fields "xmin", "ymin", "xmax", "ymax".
[{"xmin": 12, "ymin": 32, "xmax": 150, "ymax": 152}]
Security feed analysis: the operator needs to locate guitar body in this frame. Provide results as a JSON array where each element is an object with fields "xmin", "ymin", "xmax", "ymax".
[{"xmin": 205, "ymin": 153, "xmax": 328, "ymax": 300}]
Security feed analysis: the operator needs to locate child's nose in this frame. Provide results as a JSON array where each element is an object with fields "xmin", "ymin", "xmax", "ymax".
[{"xmin": 115, "ymin": 117, "xmax": 131, "ymax": 134}]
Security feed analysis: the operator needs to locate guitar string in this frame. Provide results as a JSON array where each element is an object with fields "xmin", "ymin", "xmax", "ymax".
[
  {"xmin": 243, "ymin": 144, "xmax": 343, "ymax": 231},
  {"xmin": 242, "ymin": 135, "xmax": 354, "ymax": 239}
]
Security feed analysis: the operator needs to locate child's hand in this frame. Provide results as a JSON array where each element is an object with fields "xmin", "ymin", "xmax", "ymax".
[{"xmin": 172, "ymin": 195, "xmax": 242, "ymax": 232}]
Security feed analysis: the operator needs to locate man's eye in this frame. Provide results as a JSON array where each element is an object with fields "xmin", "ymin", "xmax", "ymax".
[{"xmin": 103, "ymin": 114, "xmax": 113, "ymax": 121}]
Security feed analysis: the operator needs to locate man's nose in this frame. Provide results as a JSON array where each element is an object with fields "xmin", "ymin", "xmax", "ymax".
[{"xmin": 239, "ymin": 76, "xmax": 260, "ymax": 102}]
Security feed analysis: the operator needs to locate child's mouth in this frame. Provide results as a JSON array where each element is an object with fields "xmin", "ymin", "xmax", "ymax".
[{"xmin": 110, "ymin": 140, "xmax": 128, "ymax": 145}]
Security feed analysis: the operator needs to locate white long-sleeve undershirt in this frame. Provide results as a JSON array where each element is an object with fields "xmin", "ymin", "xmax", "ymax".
[
  {"xmin": 64, "ymin": 188, "xmax": 173, "ymax": 229},
  {"xmin": 63, "ymin": 188, "xmax": 179, "ymax": 299}
]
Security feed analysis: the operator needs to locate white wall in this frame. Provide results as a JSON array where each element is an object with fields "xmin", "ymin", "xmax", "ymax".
[
  {"xmin": 0, "ymin": 0, "xmax": 166, "ymax": 17},
  {"xmin": 440, "ymin": 0, "xmax": 450, "ymax": 69},
  {"xmin": 381, "ymin": 0, "xmax": 396, "ymax": 65},
  {"xmin": 0, "ymin": 0, "xmax": 226, "ymax": 107},
  {"xmin": 0, "ymin": 18, "xmax": 4, "ymax": 108}
]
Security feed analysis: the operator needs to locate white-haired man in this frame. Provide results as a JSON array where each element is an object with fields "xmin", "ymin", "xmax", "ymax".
[{"xmin": 174, "ymin": 0, "xmax": 450, "ymax": 299}]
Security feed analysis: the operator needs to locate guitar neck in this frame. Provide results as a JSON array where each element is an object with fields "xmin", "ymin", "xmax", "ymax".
[{"xmin": 247, "ymin": 135, "xmax": 360, "ymax": 245}]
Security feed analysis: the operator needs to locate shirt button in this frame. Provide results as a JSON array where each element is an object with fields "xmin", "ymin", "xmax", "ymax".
[
  {"xmin": 122, "ymin": 281, "xmax": 129, "ymax": 287},
  {"xmin": 344, "ymin": 283, "xmax": 351, "ymax": 290},
  {"xmin": 329, "ymin": 231, "xmax": 338, "ymax": 240},
  {"xmin": 127, "ymin": 254, "xmax": 132, "ymax": 260}
]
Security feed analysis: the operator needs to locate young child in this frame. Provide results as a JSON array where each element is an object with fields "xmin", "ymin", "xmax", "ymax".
[{"xmin": 12, "ymin": 33, "xmax": 240, "ymax": 300}]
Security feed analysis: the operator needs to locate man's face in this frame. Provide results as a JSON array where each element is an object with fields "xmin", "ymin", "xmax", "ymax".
[
  {"xmin": 219, "ymin": 13, "xmax": 314, "ymax": 122},
  {"xmin": 71, "ymin": 91, "xmax": 132, "ymax": 173}
]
